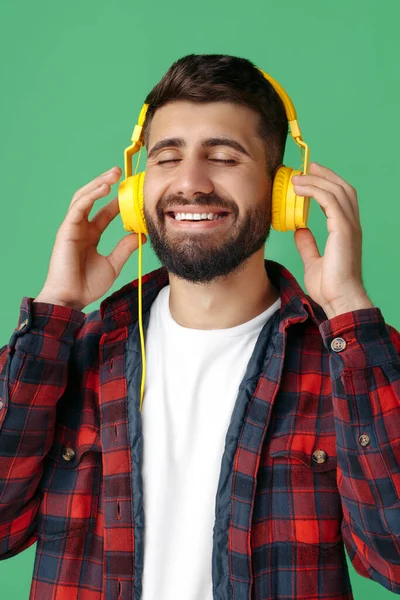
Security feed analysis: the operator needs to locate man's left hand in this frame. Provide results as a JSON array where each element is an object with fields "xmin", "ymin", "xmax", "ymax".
[{"xmin": 291, "ymin": 162, "xmax": 375, "ymax": 320}]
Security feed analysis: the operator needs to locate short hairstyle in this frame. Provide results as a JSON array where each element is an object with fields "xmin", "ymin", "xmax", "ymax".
[{"xmin": 142, "ymin": 54, "xmax": 289, "ymax": 177}]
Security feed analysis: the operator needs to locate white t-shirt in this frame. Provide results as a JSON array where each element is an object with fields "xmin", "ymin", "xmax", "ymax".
[{"xmin": 141, "ymin": 285, "xmax": 281, "ymax": 600}]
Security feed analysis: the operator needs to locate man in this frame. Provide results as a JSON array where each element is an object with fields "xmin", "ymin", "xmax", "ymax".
[{"xmin": 0, "ymin": 54, "xmax": 399, "ymax": 600}]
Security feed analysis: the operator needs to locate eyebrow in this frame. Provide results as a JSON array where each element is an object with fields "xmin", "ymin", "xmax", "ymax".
[{"xmin": 147, "ymin": 137, "xmax": 252, "ymax": 159}]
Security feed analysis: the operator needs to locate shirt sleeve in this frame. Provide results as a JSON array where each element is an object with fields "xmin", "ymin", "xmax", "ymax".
[
  {"xmin": 0, "ymin": 297, "xmax": 86, "ymax": 558},
  {"xmin": 319, "ymin": 307, "xmax": 400, "ymax": 594}
]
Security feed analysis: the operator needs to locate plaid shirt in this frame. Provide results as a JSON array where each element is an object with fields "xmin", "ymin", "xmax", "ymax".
[{"xmin": 0, "ymin": 259, "xmax": 400, "ymax": 600}]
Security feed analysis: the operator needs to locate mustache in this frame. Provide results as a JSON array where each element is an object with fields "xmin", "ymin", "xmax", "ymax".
[{"xmin": 157, "ymin": 193, "xmax": 237, "ymax": 216}]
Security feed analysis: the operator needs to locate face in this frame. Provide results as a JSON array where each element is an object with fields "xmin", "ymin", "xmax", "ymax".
[{"xmin": 143, "ymin": 101, "xmax": 273, "ymax": 283}]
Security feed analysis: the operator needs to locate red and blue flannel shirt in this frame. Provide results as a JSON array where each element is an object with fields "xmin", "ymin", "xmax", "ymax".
[{"xmin": 0, "ymin": 259, "xmax": 400, "ymax": 600}]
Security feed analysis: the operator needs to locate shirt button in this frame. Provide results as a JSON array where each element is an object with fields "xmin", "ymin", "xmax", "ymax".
[
  {"xmin": 312, "ymin": 449, "xmax": 327, "ymax": 464},
  {"xmin": 62, "ymin": 447, "xmax": 76, "ymax": 461},
  {"xmin": 18, "ymin": 319, "xmax": 29, "ymax": 331},
  {"xmin": 359, "ymin": 434, "xmax": 370, "ymax": 447},
  {"xmin": 331, "ymin": 337, "xmax": 347, "ymax": 352}
]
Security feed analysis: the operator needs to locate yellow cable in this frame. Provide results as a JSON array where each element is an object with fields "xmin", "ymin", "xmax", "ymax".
[
  {"xmin": 138, "ymin": 234, "xmax": 146, "ymax": 412},
  {"xmin": 133, "ymin": 144, "xmax": 146, "ymax": 413}
]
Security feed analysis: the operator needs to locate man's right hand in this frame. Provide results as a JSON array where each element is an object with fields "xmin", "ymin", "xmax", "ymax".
[{"xmin": 34, "ymin": 166, "xmax": 147, "ymax": 311}]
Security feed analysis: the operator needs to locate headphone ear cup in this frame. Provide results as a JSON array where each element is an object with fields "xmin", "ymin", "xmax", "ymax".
[
  {"xmin": 271, "ymin": 166, "xmax": 311, "ymax": 232},
  {"xmin": 133, "ymin": 171, "xmax": 148, "ymax": 234},
  {"xmin": 118, "ymin": 171, "xmax": 148, "ymax": 234}
]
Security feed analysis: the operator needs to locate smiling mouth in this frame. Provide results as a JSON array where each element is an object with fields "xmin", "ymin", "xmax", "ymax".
[
  {"xmin": 166, "ymin": 211, "xmax": 230, "ymax": 221},
  {"xmin": 165, "ymin": 211, "xmax": 231, "ymax": 229}
]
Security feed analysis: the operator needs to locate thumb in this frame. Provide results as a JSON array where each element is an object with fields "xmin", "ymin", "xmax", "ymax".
[
  {"xmin": 107, "ymin": 233, "xmax": 147, "ymax": 277},
  {"xmin": 294, "ymin": 228, "xmax": 321, "ymax": 271}
]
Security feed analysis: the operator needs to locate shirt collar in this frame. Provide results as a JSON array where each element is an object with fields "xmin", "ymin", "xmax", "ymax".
[{"xmin": 100, "ymin": 259, "xmax": 327, "ymax": 334}]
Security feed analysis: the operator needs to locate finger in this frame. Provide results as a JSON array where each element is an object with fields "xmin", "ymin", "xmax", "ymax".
[
  {"xmin": 69, "ymin": 167, "xmax": 122, "ymax": 209},
  {"xmin": 90, "ymin": 196, "xmax": 120, "ymax": 233},
  {"xmin": 308, "ymin": 162, "xmax": 356, "ymax": 194},
  {"xmin": 67, "ymin": 182, "xmax": 111, "ymax": 224},
  {"xmin": 294, "ymin": 227, "xmax": 321, "ymax": 271},
  {"xmin": 293, "ymin": 174, "xmax": 358, "ymax": 223},
  {"xmin": 308, "ymin": 162, "xmax": 360, "ymax": 217},
  {"xmin": 106, "ymin": 233, "xmax": 147, "ymax": 278},
  {"xmin": 293, "ymin": 184, "xmax": 351, "ymax": 233}
]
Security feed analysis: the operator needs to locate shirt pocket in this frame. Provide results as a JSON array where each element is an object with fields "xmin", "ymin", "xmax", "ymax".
[
  {"xmin": 268, "ymin": 433, "xmax": 342, "ymax": 554},
  {"xmin": 38, "ymin": 425, "xmax": 102, "ymax": 541}
]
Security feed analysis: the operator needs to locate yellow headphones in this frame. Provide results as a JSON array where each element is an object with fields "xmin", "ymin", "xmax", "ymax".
[{"xmin": 118, "ymin": 67, "xmax": 311, "ymax": 412}]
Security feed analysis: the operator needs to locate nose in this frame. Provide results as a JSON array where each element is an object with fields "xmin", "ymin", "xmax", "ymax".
[{"xmin": 170, "ymin": 158, "xmax": 214, "ymax": 199}]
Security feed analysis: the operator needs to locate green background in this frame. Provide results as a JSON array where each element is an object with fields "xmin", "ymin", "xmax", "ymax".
[{"xmin": 0, "ymin": 0, "xmax": 399, "ymax": 597}]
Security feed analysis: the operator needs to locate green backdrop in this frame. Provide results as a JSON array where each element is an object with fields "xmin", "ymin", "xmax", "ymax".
[{"xmin": 0, "ymin": 0, "xmax": 399, "ymax": 597}]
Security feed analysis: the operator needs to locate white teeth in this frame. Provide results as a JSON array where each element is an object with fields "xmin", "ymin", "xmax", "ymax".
[{"xmin": 174, "ymin": 212, "xmax": 225, "ymax": 221}]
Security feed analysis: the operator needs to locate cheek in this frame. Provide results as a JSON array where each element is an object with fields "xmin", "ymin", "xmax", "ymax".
[
  {"xmin": 249, "ymin": 175, "xmax": 272, "ymax": 206},
  {"xmin": 226, "ymin": 176, "xmax": 268, "ymax": 212},
  {"xmin": 143, "ymin": 174, "xmax": 161, "ymax": 214},
  {"xmin": 223, "ymin": 168, "xmax": 268, "ymax": 194}
]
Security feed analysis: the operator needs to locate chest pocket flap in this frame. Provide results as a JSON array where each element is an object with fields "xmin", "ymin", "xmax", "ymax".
[
  {"xmin": 38, "ymin": 424, "xmax": 102, "ymax": 540},
  {"xmin": 267, "ymin": 432, "xmax": 342, "ymax": 552}
]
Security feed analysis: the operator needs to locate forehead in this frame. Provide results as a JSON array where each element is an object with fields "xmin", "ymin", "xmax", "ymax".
[{"xmin": 147, "ymin": 101, "xmax": 261, "ymax": 148}]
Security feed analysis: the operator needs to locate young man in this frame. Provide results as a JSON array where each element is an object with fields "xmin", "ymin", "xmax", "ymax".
[{"xmin": 0, "ymin": 54, "xmax": 399, "ymax": 600}]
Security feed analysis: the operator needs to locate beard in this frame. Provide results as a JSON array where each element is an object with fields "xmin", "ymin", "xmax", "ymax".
[{"xmin": 143, "ymin": 191, "xmax": 272, "ymax": 284}]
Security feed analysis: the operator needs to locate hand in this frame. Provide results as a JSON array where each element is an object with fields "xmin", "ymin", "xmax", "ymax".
[
  {"xmin": 34, "ymin": 166, "xmax": 147, "ymax": 311},
  {"xmin": 291, "ymin": 162, "xmax": 374, "ymax": 319}
]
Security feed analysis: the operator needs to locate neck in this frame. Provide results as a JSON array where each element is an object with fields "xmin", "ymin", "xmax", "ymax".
[{"xmin": 167, "ymin": 249, "xmax": 280, "ymax": 330}]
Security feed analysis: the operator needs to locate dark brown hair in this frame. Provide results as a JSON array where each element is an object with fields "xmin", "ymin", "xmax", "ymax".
[{"xmin": 142, "ymin": 54, "xmax": 289, "ymax": 177}]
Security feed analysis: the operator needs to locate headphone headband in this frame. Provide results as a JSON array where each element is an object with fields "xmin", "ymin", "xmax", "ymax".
[
  {"xmin": 119, "ymin": 65, "xmax": 312, "ymax": 412},
  {"xmin": 123, "ymin": 66, "xmax": 309, "ymax": 178}
]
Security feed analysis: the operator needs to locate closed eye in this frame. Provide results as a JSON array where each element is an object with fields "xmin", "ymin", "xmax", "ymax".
[
  {"xmin": 157, "ymin": 159, "xmax": 237, "ymax": 165},
  {"xmin": 157, "ymin": 159, "xmax": 180, "ymax": 165}
]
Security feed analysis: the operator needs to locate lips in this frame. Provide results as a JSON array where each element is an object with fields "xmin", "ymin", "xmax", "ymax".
[
  {"xmin": 164, "ymin": 206, "xmax": 230, "ymax": 216},
  {"xmin": 165, "ymin": 212, "xmax": 231, "ymax": 230}
]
